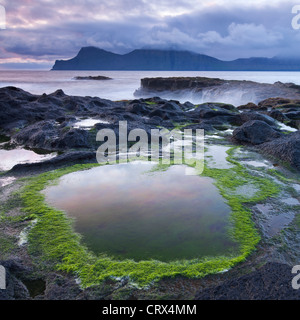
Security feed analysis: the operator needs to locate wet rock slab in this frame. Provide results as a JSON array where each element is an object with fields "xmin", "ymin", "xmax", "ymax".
[{"xmin": 195, "ymin": 262, "xmax": 300, "ymax": 300}]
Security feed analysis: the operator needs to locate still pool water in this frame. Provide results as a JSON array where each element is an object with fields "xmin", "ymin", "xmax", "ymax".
[{"xmin": 44, "ymin": 161, "xmax": 237, "ymax": 262}]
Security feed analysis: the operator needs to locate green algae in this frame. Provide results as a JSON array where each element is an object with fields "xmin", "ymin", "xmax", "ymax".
[{"xmin": 16, "ymin": 146, "xmax": 281, "ymax": 288}]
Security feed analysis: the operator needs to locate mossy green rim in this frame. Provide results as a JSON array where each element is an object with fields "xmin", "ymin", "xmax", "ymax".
[{"xmin": 18, "ymin": 147, "xmax": 280, "ymax": 287}]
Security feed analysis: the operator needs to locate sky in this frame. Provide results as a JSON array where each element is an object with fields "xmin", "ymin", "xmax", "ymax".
[{"xmin": 0, "ymin": 0, "xmax": 300, "ymax": 69}]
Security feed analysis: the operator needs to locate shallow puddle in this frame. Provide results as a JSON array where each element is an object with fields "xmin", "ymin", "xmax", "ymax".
[
  {"xmin": 44, "ymin": 162, "xmax": 237, "ymax": 262},
  {"xmin": 205, "ymin": 145, "xmax": 234, "ymax": 169},
  {"xmin": 293, "ymin": 184, "xmax": 300, "ymax": 193},
  {"xmin": 255, "ymin": 204, "xmax": 295, "ymax": 237},
  {"xmin": 23, "ymin": 279, "xmax": 46, "ymax": 298},
  {"xmin": 266, "ymin": 213, "xmax": 295, "ymax": 237},
  {"xmin": 281, "ymin": 197, "xmax": 300, "ymax": 206},
  {"xmin": 0, "ymin": 176, "xmax": 16, "ymax": 187},
  {"xmin": 73, "ymin": 118, "xmax": 110, "ymax": 129},
  {"xmin": 242, "ymin": 160, "xmax": 271, "ymax": 168},
  {"xmin": 0, "ymin": 148, "xmax": 57, "ymax": 171}
]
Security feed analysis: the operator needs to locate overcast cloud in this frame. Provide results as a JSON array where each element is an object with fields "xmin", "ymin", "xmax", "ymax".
[{"xmin": 0, "ymin": 0, "xmax": 299, "ymax": 68}]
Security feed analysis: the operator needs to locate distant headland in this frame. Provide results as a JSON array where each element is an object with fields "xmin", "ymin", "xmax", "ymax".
[{"xmin": 52, "ymin": 46, "xmax": 300, "ymax": 71}]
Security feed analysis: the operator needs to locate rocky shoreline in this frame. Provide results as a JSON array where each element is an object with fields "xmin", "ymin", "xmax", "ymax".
[
  {"xmin": 1, "ymin": 84, "xmax": 300, "ymax": 171},
  {"xmin": 1, "ymin": 78, "xmax": 300, "ymax": 300}
]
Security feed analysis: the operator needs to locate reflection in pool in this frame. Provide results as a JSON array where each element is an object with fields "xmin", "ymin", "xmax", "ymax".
[{"xmin": 44, "ymin": 162, "xmax": 237, "ymax": 262}]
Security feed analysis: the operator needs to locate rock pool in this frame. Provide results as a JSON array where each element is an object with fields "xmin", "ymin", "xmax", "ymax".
[{"xmin": 44, "ymin": 161, "xmax": 237, "ymax": 262}]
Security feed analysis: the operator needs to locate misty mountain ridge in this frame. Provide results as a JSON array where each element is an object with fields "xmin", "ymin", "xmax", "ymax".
[{"xmin": 52, "ymin": 46, "xmax": 300, "ymax": 71}]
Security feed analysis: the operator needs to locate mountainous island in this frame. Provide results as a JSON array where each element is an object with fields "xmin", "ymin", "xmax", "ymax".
[{"xmin": 52, "ymin": 46, "xmax": 300, "ymax": 71}]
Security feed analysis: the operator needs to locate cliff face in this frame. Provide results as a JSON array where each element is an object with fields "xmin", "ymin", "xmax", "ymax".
[{"xmin": 52, "ymin": 46, "xmax": 300, "ymax": 71}]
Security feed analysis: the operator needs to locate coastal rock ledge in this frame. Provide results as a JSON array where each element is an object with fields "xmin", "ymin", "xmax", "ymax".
[{"xmin": 135, "ymin": 77, "xmax": 300, "ymax": 105}]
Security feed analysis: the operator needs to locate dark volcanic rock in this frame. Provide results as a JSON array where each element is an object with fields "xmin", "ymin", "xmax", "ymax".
[
  {"xmin": 55, "ymin": 129, "xmax": 91, "ymax": 149},
  {"xmin": 258, "ymin": 97, "xmax": 300, "ymax": 110},
  {"xmin": 0, "ymin": 260, "xmax": 32, "ymax": 300},
  {"xmin": 158, "ymin": 101, "xmax": 183, "ymax": 113},
  {"xmin": 8, "ymin": 151, "xmax": 96, "ymax": 175},
  {"xmin": 195, "ymin": 262, "xmax": 300, "ymax": 300},
  {"xmin": 126, "ymin": 103, "xmax": 152, "ymax": 116},
  {"xmin": 136, "ymin": 77, "xmax": 300, "ymax": 104},
  {"xmin": 148, "ymin": 108, "xmax": 169, "ymax": 119},
  {"xmin": 13, "ymin": 120, "xmax": 60, "ymax": 149},
  {"xmin": 239, "ymin": 111, "xmax": 277, "ymax": 126},
  {"xmin": 204, "ymin": 115, "xmax": 241, "ymax": 128},
  {"xmin": 184, "ymin": 122, "xmax": 216, "ymax": 133},
  {"xmin": 49, "ymin": 89, "xmax": 67, "ymax": 98},
  {"xmin": 237, "ymin": 102, "xmax": 262, "ymax": 110},
  {"xmin": 285, "ymin": 111, "xmax": 300, "ymax": 120},
  {"xmin": 140, "ymin": 77, "xmax": 224, "ymax": 92},
  {"xmin": 189, "ymin": 103, "xmax": 237, "ymax": 118},
  {"xmin": 146, "ymin": 101, "xmax": 186, "ymax": 122},
  {"xmin": 288, "ymin": 120, "xmax": 300, "ymax": 130},
  {"xmin": 43, "ymin": 274, "xmax": 82, "ymax": 300},
  {"xmin": 187, "ymin": 103, "xmax": 241, "ymax": 128},
  {"xmin": 268, "ymin": 109, "xmax": 288, "ymax": 122},
  {"xmin": 232, "ymin": 120, "xmax": 282, "ymax": 145},
  {"xmin": 259, "ymin": 131, "xmax": 300, "ymax": 170},
  {"xmin": 198, "ymin": 107, "xmax": 234, "ymax": 119},
  {"xmin": 74, "ymin": 76, "xmax": 112, "ymax": 81},
  {"xmin": 0, "ymin": 86, "xmax": 119, "ymax": 134},
  {"xmin": 13, "ymin": 121, "xmax": 95, "ymax": 151}
]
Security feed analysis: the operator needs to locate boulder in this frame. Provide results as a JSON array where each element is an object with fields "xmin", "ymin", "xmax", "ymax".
[
  {"xmin": 232, "ymin": 120, "xmax": 282, "ymax": 145},
  {"xmin": 259, "ymin": 131, "xmax": 300, "ymax": 170},
  {"xmin": 268, "ymin": 109, "xmax": 287, "ymax": 123},
  {"xmin": 258, "ymin": 97, "xmax": 294, "ymax": 109},
  {"xmin": 240, "ymin": 111, "xmax": 276, "ymax": 126},
  {"xmin": 284, "ymin": 111, "xmax": 300, "ymax": 120},
  {"xmin": 191, "ymin": 103, "xmax": 236, "ymax": 119}
]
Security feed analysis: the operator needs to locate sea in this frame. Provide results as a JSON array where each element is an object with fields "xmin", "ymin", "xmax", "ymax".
[{"xmin": 0, "ymin": 70, "xmax": 300, "ymax": 106}]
